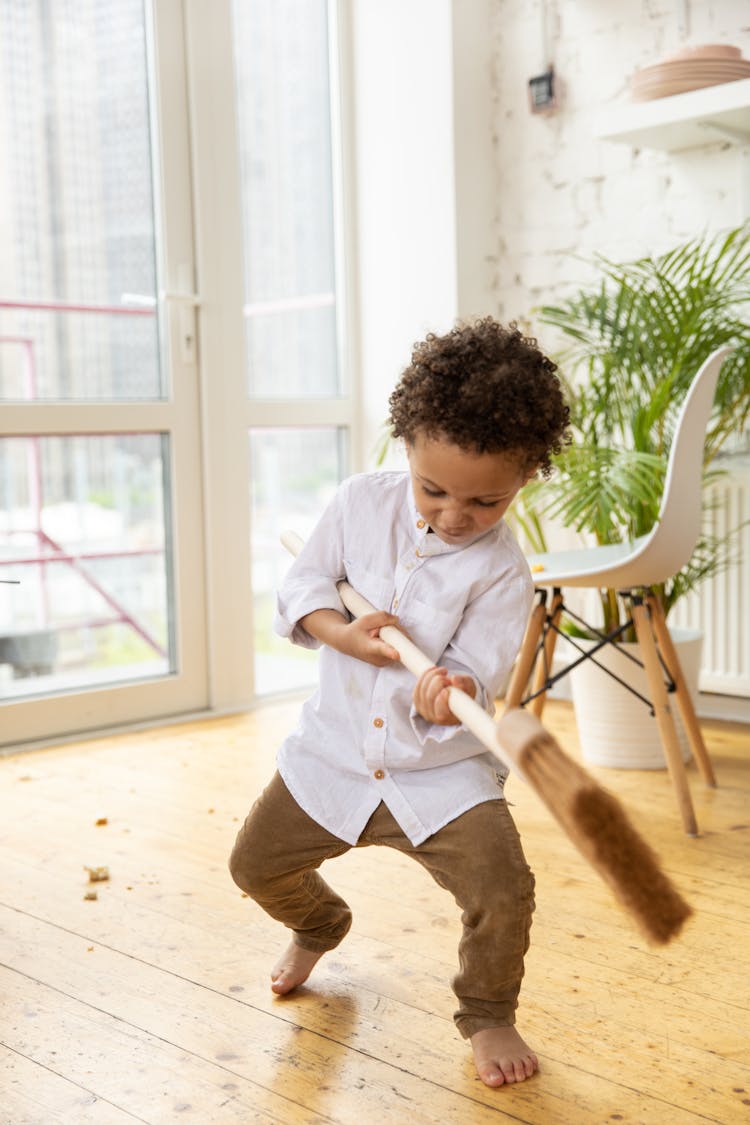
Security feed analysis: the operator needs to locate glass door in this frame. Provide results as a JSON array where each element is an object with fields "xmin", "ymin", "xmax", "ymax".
[
  {"xmin": 0, "ymin": 0, "xmax": 208, "ymax": 745},
  {"xmin": 0, "ymin": 0, "xmax": 354, "ymax": 746},
  {"xmin": 185, "ymin": 0, "xmax": 355, "ymax": 704},
  {"xmin": 232, "ymin": 0, "xmax": 353, "ymax": 694}
]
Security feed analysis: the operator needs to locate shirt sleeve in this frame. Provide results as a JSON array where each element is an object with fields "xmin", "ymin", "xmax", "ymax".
[
  {"xmin": 273, "ymin": 480, "xmax": 352, "ymax": 650},
  {"xmin": 445, "ymin": 567, "xmax": 534, "ymax": 701},
  {"xmin": 408, "ymin": 558, "xmax": 534, "ymax": 746}
]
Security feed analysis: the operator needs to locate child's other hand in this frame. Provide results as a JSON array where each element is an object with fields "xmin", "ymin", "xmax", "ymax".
[
  {"xmin": 413, "ymin": 667, "xmax": 476, "ymax": 725},
  {"xmin": 342, "ymin": 612, "xmax": 401, "ymax": 667}
]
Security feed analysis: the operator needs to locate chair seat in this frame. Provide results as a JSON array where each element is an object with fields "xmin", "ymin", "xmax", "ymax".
[{"xmin": 526, "ymin": 536, "xmax": 651, "ymax": 589}]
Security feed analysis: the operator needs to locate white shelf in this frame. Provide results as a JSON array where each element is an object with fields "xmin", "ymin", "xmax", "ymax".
[{"xmin": 595, "ymin": 77, "xmax": 750, "ymax": 151}]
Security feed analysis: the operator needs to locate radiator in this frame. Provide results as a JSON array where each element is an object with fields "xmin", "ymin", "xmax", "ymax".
[{"xmin": 670, "ymin": 460, "xmax": 750, "ymax": 698}]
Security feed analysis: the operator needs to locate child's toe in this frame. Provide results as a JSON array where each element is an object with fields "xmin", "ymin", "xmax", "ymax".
[{"xmin": 478, "ymin": 1063, "xmax": 506, "ymax": 1087}]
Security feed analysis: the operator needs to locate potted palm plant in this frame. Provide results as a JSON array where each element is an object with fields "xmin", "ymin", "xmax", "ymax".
[{"xmin": 518, "ymin": 225, "xmax": 750, "ymax": 766}]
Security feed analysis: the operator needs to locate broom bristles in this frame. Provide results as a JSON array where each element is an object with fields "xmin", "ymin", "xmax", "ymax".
[{"xmin": 518, "ymin": 732, "xmax": 692, "ymax": 944}]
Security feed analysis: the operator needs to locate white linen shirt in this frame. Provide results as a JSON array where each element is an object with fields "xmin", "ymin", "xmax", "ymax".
[{"xmin": 274, "ymin": 470, "xmax": 534, "ymax": 846}]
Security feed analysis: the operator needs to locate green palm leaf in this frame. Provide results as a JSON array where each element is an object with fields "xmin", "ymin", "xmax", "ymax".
[{"xmin": 531, "ymin": 223, "xmax": 750, "ymax": 623}]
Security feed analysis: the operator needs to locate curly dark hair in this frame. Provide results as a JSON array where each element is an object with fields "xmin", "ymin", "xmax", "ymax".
[{"xmin": 388, "ymin": 318, "xmax": 570, "ymax": 477}]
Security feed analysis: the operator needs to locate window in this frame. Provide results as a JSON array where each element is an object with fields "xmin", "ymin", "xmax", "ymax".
[
  {"xmin": 231, "ymin": 0, "xmax": 352, "ymax": 696},
  {"xmin": 232, "ymin": 0, "xmax": 341, "ymax": 399},
  {"xmin": 250, "ymin": 427, "xmax": 346, "ymax": 694},
  {"xmin": 0, "ymin": 0, "xmax": 353, "ymax": 744}
]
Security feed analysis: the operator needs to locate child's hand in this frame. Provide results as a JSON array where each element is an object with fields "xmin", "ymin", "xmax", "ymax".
[
  {"xmin": 413, "ymin": 667, "xmax": 476, "ymax": 725},
  {"xmin": 341, "ymin": 612, "xmax": 401, "ymax": 667},
  {"xmin": 299, "ymin": 607, "xmax": 401, "ymax": 666}
]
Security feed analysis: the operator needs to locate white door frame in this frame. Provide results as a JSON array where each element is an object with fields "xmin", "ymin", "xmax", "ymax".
[
  {"xmin": 183, "ymin": 0, "xmax": 358, "ymax": 709},
  {"xmin": 1, "ymin": 0, "xmax": 358, "ymax": 748},
  {"xmin": 1, "ymin": 0, "xmax": 209, "ymax": 747}
]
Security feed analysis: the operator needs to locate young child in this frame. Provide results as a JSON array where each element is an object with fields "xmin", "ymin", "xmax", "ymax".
[{"xmin": 229, "ymin": 318, "xmax": 570, "ymax": 1088}]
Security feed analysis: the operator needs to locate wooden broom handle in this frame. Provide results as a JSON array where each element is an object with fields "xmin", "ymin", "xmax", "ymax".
[{"xmin": 281, "ymin": 530, "xmax": 538, "ymax": 780}]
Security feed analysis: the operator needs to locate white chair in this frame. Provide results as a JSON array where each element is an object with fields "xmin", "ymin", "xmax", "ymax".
[{"xmin": 504, "ymin": 346, "xmax": 733, "ymax": 835}]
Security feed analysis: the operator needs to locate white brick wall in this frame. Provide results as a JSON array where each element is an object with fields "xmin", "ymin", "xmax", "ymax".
[
  {"xmin": 486, "ymin": 3, "xmax": 750, "ymax": 706},
  {"xmin": 488, "ymin": 1, "xmax": 750, "ymax": 324}
]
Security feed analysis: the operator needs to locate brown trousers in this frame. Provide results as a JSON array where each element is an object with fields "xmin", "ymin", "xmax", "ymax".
[{"xmin": 229, "ymin": 772, "xmax": 535, "ymax": 1038}]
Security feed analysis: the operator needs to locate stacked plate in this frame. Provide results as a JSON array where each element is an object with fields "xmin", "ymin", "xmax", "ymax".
[{"xmin": 631, "ymin": 44, "xmax": 750, "ymax": 101}]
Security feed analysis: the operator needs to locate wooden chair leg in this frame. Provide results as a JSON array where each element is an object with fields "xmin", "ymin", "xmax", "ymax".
[
  {"xmin": 631, "ymin": 601, "xmax": 698, "ymax": 836},
  {"xmin": 529, "ymin": 590, "xmax": 563, "ymax": 718},
  {"xmin": 504, "ymin": 598, "xmax": 547, "ymax": 710},
  {"xmin": 646, "ymin": 593, "xmax": 716, "ymax": 787}
]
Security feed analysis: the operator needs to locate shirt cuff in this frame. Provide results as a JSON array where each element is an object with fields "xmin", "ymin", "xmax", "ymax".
[{"xmin": 274, "ymin": 584, "xmax": 348, "ymax": 650}]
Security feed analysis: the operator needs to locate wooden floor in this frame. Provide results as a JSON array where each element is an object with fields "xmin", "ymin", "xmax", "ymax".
[{"xmin": 1, "ymin": 699, "xmax": 749, "ymax": 1124}]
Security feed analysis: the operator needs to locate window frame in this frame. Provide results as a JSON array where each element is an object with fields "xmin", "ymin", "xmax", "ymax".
[
  {"xmin": 184, "ymin": 0, "xmax": 359, "ymax": 709},
  {"xmin": 0, "ymin": 0, "xmax": 358, "ymax": 747}
]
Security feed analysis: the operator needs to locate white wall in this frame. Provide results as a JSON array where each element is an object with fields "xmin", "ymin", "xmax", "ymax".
[
  {"xmin": 488, "ymin": 0, "xmax": 750, "ymax": 327},
  {"xmin": 451, "ymin": 0, "xmax": 498, "ymax": 321},
  {"xmin": 482, "ymin": 1, "xmax": 750, "ymax": 710},
  {"xmin": 349, "ymin": 1, "xmax": 749, "ymax": 464},
  {"xmin": 349, "ymin": 0, "xmax": 497, "ymax": 468}
]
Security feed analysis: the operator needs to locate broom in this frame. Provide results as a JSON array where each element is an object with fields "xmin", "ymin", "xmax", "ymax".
[{"xmin": 282, "ymin": 531, "xmax": 692, "ymax": 945}]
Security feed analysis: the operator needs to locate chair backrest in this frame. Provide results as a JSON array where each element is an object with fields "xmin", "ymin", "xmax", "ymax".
[{"xmin": 634, "ymin": 345, "xmax": 732, "ymax": 581}]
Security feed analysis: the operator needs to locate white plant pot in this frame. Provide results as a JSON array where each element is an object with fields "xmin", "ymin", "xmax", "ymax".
[{"xmin": 569, "ymin": 628, "xmax": 703, "ymax": 770}]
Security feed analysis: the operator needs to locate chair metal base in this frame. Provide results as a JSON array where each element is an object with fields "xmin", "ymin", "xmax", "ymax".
[{"xmin": 505, "ymin": 587, "xmax": 716, "ymax": 836}]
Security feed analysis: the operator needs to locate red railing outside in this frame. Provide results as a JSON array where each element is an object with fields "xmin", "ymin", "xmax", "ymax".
[{"xmin": 0, "ymin": 298, "xmax": 166, "ymax": 662}]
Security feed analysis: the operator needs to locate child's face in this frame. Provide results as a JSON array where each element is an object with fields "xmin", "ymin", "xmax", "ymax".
[{"xmin": 407, "ymin": 434, "xmax": 533, "ymax": 545}]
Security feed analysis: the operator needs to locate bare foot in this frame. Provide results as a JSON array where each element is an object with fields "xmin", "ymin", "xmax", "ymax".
[
  {"xmin": 270, "ymin": 941, "xmax": 325, "ymax": 995},
  {"xmin": 470, "ymin": 1026, "xmax": 539, "ymax": 1087}
]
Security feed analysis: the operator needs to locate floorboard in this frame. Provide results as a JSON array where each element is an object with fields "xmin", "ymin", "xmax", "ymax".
[{"xmin": 1, "ymin": 699, "xmax": 748, "ymax": 1124}]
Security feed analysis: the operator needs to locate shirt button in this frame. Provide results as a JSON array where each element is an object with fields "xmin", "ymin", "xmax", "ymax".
[
  {"xmin": 392, "ymin": 598, "xmax": 399, "ymax": 609},
  {"xmin": 416, "ymin": 518, "xmax": 425, "ymax": 529},
  {"xmin": 374, "ymin": 769, "xmax": 385, "ymax": 780},
  {"xmin": 373, "ymin": 717, "xmax": 384, "ymax": 728}
]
